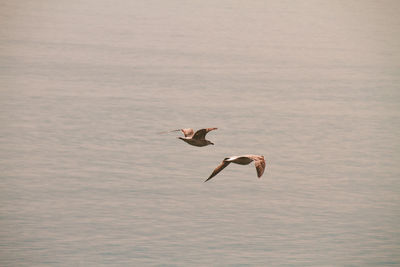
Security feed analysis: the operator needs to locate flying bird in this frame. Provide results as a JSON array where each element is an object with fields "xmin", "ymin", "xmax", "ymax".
[
  {"xmin": 160, "ymin": 128, "xmax": 218, "ymax": 147},
  {"xmin": 205, "ymin": 155, "xmax": 266, "ymax": 182}
]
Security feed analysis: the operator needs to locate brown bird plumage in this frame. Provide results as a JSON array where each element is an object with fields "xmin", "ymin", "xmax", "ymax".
[
  {"xmin": 205, "ymin": 155, "xmax": 266, "ymax": 182},
  {"xmin": 160, "ymin": 128, "xmax": 218, "ymax": 147}
]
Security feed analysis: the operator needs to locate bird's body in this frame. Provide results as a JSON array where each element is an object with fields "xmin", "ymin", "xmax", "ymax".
[
  {"xmin": 178, "ymin": 137, "xmax": 213, "ymax": 147},
  {"xmin": 161, "ymin": 127, "xmax": 217, "ymax": 147},
  {"xmin": 205, "ymin": 155, "xmax": 266, "ymax": 182}
]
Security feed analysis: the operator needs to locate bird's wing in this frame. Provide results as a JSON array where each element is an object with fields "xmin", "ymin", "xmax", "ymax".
[
  {"xmin": 204, "ymin": 160, "xmax": 230, "ymax": 182},
  {"xmin": 157, "ymin": 129, "xmax": 182, "ymax": 134},
  {"xmin": 254, "ymin": 157, "xmax": 266, "ymax": 178},
  {"xmin": 181, "ymin": 128, "xmax": 194, "ymax": 137},
  {"xmin": 157, "ymin": 128, "xmax": 194, "ymax": 137},
  {"xmin": 192, "ymin": 127, "xmax": 218, "ymax": 140}
]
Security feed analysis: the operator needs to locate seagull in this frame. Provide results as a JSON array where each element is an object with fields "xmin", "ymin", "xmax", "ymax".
[
  {"xmin": 205, "ymin": 155, "xmax": 266, "ymax": 182},
  {"xmin": 160, "ymin": 128, "xmax": 218, "ymax": 147}
]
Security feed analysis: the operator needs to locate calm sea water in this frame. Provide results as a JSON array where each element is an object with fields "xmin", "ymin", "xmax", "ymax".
[{"xmin": 1, "ymin": 0, "xmax": 399, "ymax": 266}]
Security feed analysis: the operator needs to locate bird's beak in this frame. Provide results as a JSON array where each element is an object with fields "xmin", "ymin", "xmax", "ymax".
[{"xmin": 211, "ymin": 142, "xmax": 214, "ymax": 145}]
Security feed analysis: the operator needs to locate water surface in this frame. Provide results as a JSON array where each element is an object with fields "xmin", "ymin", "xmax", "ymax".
[{"xmin": 1, "ymin": 0, "xmax": 399, "ymax": 266}]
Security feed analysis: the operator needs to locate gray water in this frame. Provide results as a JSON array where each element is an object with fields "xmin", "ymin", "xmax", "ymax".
[{"xmin": 1, "ymin": 0, "xmax": 400, "ymax": 266}]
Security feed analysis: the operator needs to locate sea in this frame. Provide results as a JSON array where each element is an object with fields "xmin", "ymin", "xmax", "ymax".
[{"xmin": 0, "ymin": 0, "xmax": 399, "ymax": 266}]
